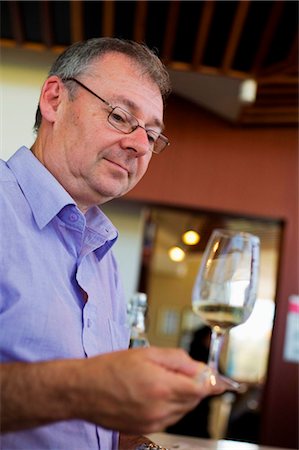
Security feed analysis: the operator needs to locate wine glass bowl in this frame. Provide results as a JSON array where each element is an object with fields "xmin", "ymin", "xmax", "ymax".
[{"xmin": 192, "ymin": 229, "xmax": 260, "ymax": 388}]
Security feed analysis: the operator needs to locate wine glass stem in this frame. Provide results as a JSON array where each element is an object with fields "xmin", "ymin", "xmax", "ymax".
[{"xmin": 208, "ymin": 328, "xmax": 225, "ymax": 372}]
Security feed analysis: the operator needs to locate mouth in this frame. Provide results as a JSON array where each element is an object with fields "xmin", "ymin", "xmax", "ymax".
[{"xmin": 104, "ymin": 158, "xmax": 130, "ymax": 175}]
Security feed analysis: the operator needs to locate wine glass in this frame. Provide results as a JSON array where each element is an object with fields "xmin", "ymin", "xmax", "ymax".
[{"xmin": 192, "ymin": 229, "xmax": 260, "ymax": 389}]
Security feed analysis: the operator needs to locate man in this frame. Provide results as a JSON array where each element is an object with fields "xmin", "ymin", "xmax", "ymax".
[{"xmin": 0, "ymin": 38, "xmax": 228, "ymax": 449}]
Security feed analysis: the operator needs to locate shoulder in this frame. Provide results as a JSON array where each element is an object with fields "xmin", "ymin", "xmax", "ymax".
[
  {"xmin": 0, "ymin": 159, "xmax": 17, "ymax": 183},
  {"xmin": 0, "ymin": 158, "xmax": 26, "ymax": 224},
  {"xmin": 0, "ymin": 159, "xmax": 20, "ymax": 210}
]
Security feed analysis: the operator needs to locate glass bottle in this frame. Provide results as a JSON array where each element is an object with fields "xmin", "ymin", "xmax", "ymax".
[{"xmin": 128, "ymin": 292, "xmax": 150, "ymax": 348}]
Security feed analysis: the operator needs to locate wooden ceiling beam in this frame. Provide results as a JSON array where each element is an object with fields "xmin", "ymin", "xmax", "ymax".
[
  {"xmin": 8, "ymin": 1, "xmax": 24, "ymax": 46},
  {"xmin": 134, "ymin": 1, "xmax": 147, "ymax": 42},
  {"xmin": 258, "ymin": 59, "xmax": 299, "ymax": 79},
  {"xmin": 221, "ymin": 0, "xmax": 251, "ymax": 73},
  {"xmin": 70, "ymin": 1, "xmax": 83, "ymax": 43},
  {"xmin": 162, "ymin": 1, "xmax": 180, "ymax": 63},
  {"xmin": 251, "ymin": 0, "xmax": 284, "ymax": 75},
  {"xmin": 287, "ymin": 31, "xmax": 299, "ymax": 67},
  {"xmin": 102, "ymin": 1, "xmax": 115, "ymax": 37},
  {"xmin": 40, "ymin": 1, "xmax": 53, "ymax": 48},
  {"xmin": 192, "ymin": 0, "xmax": 215, "ymax": 69}
]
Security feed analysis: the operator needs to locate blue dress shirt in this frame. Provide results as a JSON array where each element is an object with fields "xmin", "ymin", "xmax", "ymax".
[{"xmin": 0, "ymin": 147, "xmax": 130, "ymax": 449}]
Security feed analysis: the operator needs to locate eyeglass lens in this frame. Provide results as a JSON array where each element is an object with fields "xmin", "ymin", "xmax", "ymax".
[{"xmin": 108, "ymin": 107, "xmax": 168, "ymax": 154}]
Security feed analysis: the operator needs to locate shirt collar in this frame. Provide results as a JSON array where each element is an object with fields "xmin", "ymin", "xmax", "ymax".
[
  {"xmin": 7, "ymin": 146, "xmax": 75, "ymax": 229},
  {"xmin": 6, "ymin": 147, "xmax": 118, "ymax": 244}
]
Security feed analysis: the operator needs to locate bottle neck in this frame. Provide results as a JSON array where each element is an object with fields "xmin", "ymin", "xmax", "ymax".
[{"xmin": 129, "ymin": 306, "xmax": 149, "ymax": 348}]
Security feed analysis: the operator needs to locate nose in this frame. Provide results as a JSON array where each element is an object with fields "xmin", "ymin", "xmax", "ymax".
[{"xmin": 120, "ymin": 126, "xmax": 150, "ymax": 156}]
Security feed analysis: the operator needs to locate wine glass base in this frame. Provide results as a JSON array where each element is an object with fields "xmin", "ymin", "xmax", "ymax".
[
  {"xmin": 218, "ymin": 374, "xmax": 241, "ymax": 391},
  {"xmin": 196, "ymin": 366, "xmax": 241, "ymax": 392}
]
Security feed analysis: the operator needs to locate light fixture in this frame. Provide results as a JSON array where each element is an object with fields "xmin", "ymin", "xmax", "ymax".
[
  {"xmin": 239, "ymin": 79, "xmax": 257, "ymax": 103},
  {"xmin": 182, "ymin": 229, "xmax": 200, "ymax": 245},
  {"xmin": 168, "ymin": 245, "xmax": 186, "ymax": 262}
]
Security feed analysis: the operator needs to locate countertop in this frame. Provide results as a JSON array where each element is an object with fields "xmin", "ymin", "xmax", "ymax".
[{"xmin": 147, "ymin": 433, "xmax": 292, "ymax": 450}]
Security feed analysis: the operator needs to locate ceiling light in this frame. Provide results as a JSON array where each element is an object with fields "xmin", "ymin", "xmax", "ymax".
[
  {"xmin": 182, "ymin": 230, "xmax": 200, "ymax": 245},
  {"xmin": 239, "ymin": 79, "xmax": 257, "ymax": 103},
  {"xmin": 168, "ymin": 245, "xmax": 186, "ymax": 262}
]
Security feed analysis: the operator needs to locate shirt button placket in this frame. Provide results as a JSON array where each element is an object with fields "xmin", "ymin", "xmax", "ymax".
[{"xmin": 82, "ymin": 303, "xmax": 98, "ymax": 357}]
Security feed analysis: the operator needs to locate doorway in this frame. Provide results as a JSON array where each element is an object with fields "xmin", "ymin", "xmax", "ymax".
[{"xmin": 137, "ymin": 205, "xmax": 282, "ymax": 443}]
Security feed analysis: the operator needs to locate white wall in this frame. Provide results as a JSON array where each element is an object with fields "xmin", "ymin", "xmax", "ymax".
[
  {"xmin": 0, "ymin": 47, "xmax": 56, "ymax": 159},
  {"xmin": 102, "ymin": 201, "xmax": 146, "ymax": 302},
  {"xmin": 0, "ymin": 47, "xmax": 144, "ymax": 302}
]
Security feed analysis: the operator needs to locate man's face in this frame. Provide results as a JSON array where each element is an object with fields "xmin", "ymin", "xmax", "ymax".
[{"xmin": 44, "ymin": 52, "xmax": 164, "ymax": 212}]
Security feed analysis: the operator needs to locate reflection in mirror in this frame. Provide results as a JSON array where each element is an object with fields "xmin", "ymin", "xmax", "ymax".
[{"xmin": 137, "ymin": 206, "xmax": 282, "ymax": 444}]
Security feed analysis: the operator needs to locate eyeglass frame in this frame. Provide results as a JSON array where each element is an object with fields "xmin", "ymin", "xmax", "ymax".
[{"xmin": 61, "ymin": 77, "xmax": 170, "ymax": 154}]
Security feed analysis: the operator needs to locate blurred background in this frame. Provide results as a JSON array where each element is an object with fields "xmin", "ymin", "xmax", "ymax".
[{"xmin": 1, "ymin": 1, "xmax": 298, "ymax": 448}]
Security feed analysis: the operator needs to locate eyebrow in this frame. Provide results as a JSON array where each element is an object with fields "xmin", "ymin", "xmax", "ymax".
[{"xmin": 113, "ymin": 95, "xmax": 165, "ymax": 132}]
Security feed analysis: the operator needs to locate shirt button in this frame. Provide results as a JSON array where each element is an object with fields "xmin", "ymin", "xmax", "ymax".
[
  {"xmin": 69, "ymin": 213, "xmax": 78, "ymax": 222},
  {"xmin": 87, "ymin": 318, "xmax": 92, "ymax": 328}
]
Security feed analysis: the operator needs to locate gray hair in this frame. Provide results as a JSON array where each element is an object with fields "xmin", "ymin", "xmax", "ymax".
[{"xmin": 34, "ymin": 37, "xmax": 171, "ymax": 132}]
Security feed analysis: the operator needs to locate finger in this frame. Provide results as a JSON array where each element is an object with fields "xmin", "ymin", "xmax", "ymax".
[
  {"xmin": 145, "ymin": 347, "xmax": 200, "ymax": 377},
  {"xmin": 194, "ymin": 365, "xmax": 240, "ymax": 396}
]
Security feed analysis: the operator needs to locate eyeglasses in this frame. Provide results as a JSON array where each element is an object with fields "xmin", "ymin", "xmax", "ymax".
[{"xmin": 62, "ymin": 77, "xmax": 170, "ymax": 154}]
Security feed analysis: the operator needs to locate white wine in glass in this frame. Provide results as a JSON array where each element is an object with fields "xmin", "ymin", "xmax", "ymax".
[{"xmin": 192, "ymin": 229, "xmax": 260, "ymax": 389}]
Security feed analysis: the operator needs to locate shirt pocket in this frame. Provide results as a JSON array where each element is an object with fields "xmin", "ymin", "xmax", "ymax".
[{"xmin": 108, "ymin": 318, "xmax": 130, "ymax": 351}]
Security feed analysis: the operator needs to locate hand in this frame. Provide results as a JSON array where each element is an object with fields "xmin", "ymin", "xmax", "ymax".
[
  {"xmin": 74, "ymin": 346, "xmax": 229, "ymax": 433},
  {"xmin": 1, "ymin": 347, "xmax": 230, "ymax": 434}
]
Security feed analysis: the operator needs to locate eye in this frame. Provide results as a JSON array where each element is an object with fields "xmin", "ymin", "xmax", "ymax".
[
  {"xmin": 146, "ymin": 130, "xmax": 159, "ymax": 144},
  {"xmin": 110, "ymin": 108, "xmax": 127, "ymax": 125}
]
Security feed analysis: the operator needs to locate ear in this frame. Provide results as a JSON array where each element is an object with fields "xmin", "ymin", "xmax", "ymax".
[{"xmin": 39, "ymin": 76, "xmax": 65, "ymax": 125}]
